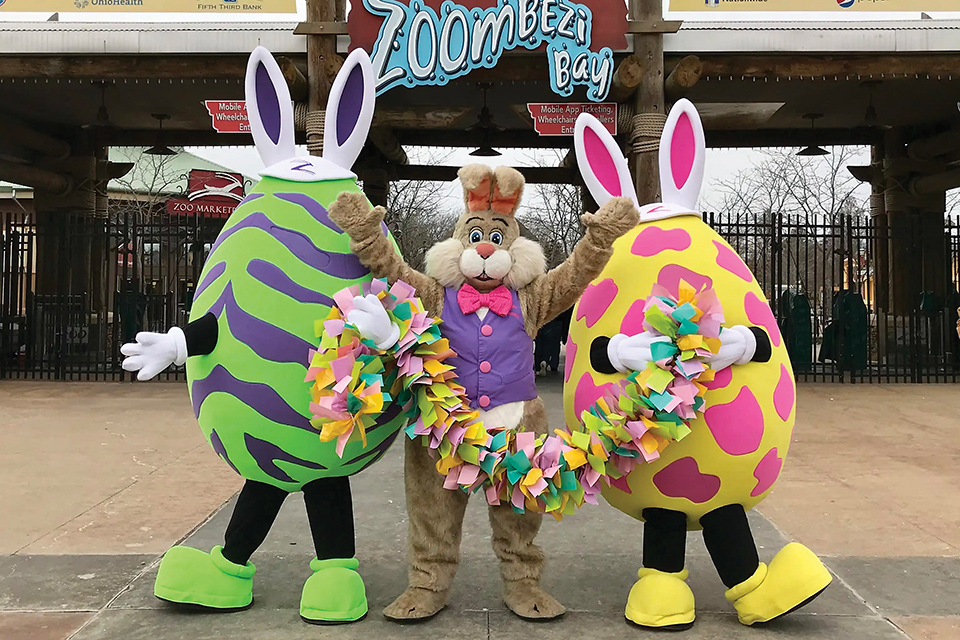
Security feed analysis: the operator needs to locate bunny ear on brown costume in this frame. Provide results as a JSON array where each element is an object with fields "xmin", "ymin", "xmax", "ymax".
[
  {"xmin": 458, "ymin": 164, "xmax": 496, "ymax": 212},
  {"xmin": 491, "ymin": 166, "xmax": 525, "ymax": 216}
]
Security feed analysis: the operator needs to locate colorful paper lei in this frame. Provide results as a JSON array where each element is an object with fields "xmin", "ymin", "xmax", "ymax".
[{"xmin": 307, "ymin": 278, "xmax": 723, "ymax": 519}]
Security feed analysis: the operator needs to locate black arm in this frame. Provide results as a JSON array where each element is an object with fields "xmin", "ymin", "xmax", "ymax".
[
  {"xmin": 184, "ymin": 313, "xmax": 218, "ymax": 357},
  {"xmin": 749, "ymin": 327, "xmax": 772, "ymax": 363},
  {"xmin": 589, "ymin": 336, "xmax": 618, "ymax": 375}
]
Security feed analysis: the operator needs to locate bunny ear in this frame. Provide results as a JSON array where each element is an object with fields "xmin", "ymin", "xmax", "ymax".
[
  {"xmin": 323, "ymin": 49, "xmax": 376, "ymax": 171},
  {"xmin": 574, "ymin": 113, "xmax": 638, "ymax": 209},
  {"xmin": 245, "ymin": 46, "xmax": 296, "ymax": 168},
  {"xmin": 659, "ymin": 98, "xmax": 705, "ymax": 211}
]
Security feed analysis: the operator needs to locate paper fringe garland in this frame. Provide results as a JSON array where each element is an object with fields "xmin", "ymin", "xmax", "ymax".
[{"xmin": 307, "ymin": 278, "xmax": 723, "ymax": 519}]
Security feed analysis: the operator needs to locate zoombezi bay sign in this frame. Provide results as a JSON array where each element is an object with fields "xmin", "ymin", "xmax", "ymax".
[{"xmin": 362, "ymin": 0, "xmax": 615, "ymax": 101}]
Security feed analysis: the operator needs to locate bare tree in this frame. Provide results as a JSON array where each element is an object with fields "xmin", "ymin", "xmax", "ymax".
[
  {"xmin": 519, "ymin": 149, "xmax": 583, "ymax": 268},
  {"xmin": 383, "ymin": 148, "xmax": 458, "ymax": 270}
]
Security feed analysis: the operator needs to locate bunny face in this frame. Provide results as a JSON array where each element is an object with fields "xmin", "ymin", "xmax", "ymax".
[
  {"xmin": 246, "ymin": 46, "xmax": 375, "ymax": 183},
  {"xmin": 565, "ymin": 101, "xmax": 796, "ymax": 527},
  {"xmin": 424, "ymin": 165, "xmax": 546, "ymax": 292}
]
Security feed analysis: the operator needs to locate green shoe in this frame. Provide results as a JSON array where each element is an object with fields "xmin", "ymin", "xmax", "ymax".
[
  {"xmin": 300, "ymin": 558, "xmax": 368, "ymax": 624},
  {"xmin": 154, "ymin": 545, "xmax": 255, "ymax": 610}
]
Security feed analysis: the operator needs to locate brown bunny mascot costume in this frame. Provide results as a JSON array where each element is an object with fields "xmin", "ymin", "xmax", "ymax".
[{"xmin": 329, "ymin": 164, "xmax": 638, "ymax": 621}]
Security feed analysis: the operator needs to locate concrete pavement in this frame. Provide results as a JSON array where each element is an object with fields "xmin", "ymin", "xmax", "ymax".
[{"xmin": 2, "ymin": 378, "xmax": 959, "ymax": 639}]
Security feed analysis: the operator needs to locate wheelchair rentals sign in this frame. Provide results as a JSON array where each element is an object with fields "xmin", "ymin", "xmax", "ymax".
[{"xmin": 359, "ymin": 0, "xmax": 617, "ymax": 102}]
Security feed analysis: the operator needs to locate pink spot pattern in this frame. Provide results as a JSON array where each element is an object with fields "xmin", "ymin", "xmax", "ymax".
[
  {"xmin": 671, "ymin": 112, "xmax": 696, "ymax": 190},
  {"xmin": 653, "ymin": 457, "xmax": 721, "ymax": 504},
  {"xmin": 713, "ymin": 240, "xmax": 753, "ymax": 283},
  {"xmin": 656, "ymin": 265, "xmax": 712, "ymax": 299},
  {"xmin": 576, "ymin": 279, "xmax": 618, "ymax": 328},
  {"xmin": 564, "ymin": 338, "xmax": 578, "ymax": 383},
  {"xmin": 620, "ymin": 300, "xmax": 647, "ymax": 336},
  {"xmin": 632, "ymin": 226, "xmax": 692, "ymax": 257},
  {"xmin": 703, "ymin": 366, "xmax": 733, "ymax": 391},
  {"xmin": 704, "ymin": 387, "xmax": 764, "ymax": 456},
  {"xmin": 751, "ymin": 448, "xmax": 784, "ymax": 497},
  {"xmin": 574, "ymin": 371, "xmax": 610, "ymax": 418},
  {"xmin": 745, "ymin": 292, "xmax": 782, "ymax": 347},
  {"xmin": 773, "ymin": 364, "xmax": 795, "ymax": 421}
]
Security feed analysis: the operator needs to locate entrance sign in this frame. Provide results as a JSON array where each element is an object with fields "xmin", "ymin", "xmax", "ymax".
[
  {"xmin": 166, "ymin": 170, "xmax": 246, "ymax": 218},
  {"xmin": 204, "ymin": 101, "xmax": 250, "ymax": 134},
  {"xmin": 528, "ymin": 102, "xmax": 616, "ymax": 136},
  {"xmin": 360, "ymin": 0, "xmax": 617, "ymax": 102},
  {"xmin": 0, "ymin": 0, "xmax": 297, "ymax": 12},
  {"xmin": 671, "ymin": 0, "xmax": 957, "ymax": 11}
]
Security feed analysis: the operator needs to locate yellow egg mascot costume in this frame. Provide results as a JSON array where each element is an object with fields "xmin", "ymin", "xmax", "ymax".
[{"xmin": 564, "ymin": 101, "xmax": 832, "ymax": 630}]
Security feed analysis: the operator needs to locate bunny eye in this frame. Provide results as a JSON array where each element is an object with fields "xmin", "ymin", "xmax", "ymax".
[
  {"xmin": 469, "ymin": 228, "xmax": 483, "ymax": 244},
  {"xmin": 490, "ymin": 231, "xmax": 503, "ymax": 245}
]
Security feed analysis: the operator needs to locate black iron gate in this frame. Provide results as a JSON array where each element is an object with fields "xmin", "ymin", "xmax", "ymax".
[
  {"xmin": 3, "ymin": 209, "xmax": 960, "ymax": 383},
  {"xmin": 707, "ymin": 211, "xmax": 960, "ymax": 383},
  {"xmin": 1, "ymin": 210, "xmax": 224, "ymax": 381}
]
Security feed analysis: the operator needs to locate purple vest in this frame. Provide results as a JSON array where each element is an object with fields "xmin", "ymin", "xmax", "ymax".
[{"xmin": 441, "ymin": 287, "xmax": 538, "ymax": 411}]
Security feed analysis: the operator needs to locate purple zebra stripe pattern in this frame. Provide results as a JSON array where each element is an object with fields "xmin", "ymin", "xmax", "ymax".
[
  {"xmin": 195, "ymin": 261, "xmax": 226, "ymax": 298},
  {"xmin": 192, "ymin": 363, "xmax": 316, "ymax": 433},
  {"xmin": 246, "ymin": 259, "xmax": 334, "ymax": 306},
  {"xmin": 244, "ymin": 432, "xmax": 326, "ymax": 484},
  {"xmin": 208, "ymin": 283, "xmax": 314, "ymax": 365}
]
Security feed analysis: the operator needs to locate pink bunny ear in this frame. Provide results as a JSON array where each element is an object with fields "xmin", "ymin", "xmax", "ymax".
[
  {"xmin": 574, "ymin": 113, "xmax": 638, "ymax": 209},
  {"xmin": 323, "ymin": 48, "xmax": 376, "ymax": 171},
  {"xmin": 659, "ymin": 99, "xmax": 705, "ymax": 212},
  {"xmin": 245, "ymin": 46, "xmax": 297, "ymax": 169}
]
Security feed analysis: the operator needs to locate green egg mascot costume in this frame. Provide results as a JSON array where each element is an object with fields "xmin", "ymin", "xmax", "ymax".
[{"xmin": 120, "ymin": 46, "xmax": 404, "ymax": 624}]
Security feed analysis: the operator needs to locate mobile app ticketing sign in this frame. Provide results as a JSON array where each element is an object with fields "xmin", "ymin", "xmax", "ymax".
[
  {"xmin": 352, "ymin": 0, "xmax": 630, "ymax": 102},
  {"xmin": 0, "ymin": 0, "xmax": 296, "ymax": 12},
  {"xmin": 672, "ymin": 0, "xmax": 957, "ymax": 11}
]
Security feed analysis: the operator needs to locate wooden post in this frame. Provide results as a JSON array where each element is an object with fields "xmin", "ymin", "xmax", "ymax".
[
  {"xmin": 629, "ymin": 0, "xmax": 665, "ymax": 205},
  {"xmin": 306, "ymin": 0, "xmax": 337, "ymax": 158},
  {"xmin": 664, "ymin": 55, "xmax": 702, "ymax": 103},
  {"xmin": 607, "ymin": 54, "xmax": 644, "ymax": 103}
]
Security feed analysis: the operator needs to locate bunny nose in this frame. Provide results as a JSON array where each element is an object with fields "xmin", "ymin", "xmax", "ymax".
[{"xmin": 476, "ymin": 243, "xmax": 496, "ymax": 259}]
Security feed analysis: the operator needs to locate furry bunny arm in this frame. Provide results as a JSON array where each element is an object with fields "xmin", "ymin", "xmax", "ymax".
[
  {"xmin": 521, "ymin": 197, "xmax": 639, "ymax": 331},
  {"xmin": 328, "ymin": 192, "xmax": 442, "ymax": 309}
]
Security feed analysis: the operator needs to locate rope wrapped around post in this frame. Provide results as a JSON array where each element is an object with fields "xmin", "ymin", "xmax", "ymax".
[
  {"xmin": 304, "ymin": 109, "xmax": 326, "ymax": 156},
  {"xmin": 630, "ymin": 112, "xmax": 668, "ymax": 156}
]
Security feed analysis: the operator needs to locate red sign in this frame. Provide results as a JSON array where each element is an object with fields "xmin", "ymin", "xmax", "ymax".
[
  {"xmin": 166, "ymin": 170, "xmax": 246, "ymax": 218},
  {"xmin": 204, "ymin": 100, "xmax": 250, "ymax": 134},
  {"xmin": 347, "ymin": 0, "xmax": 628, "ymax": 55},
  {"xmin": 528, "ymin": 103, "xmax": 617, "ymax": 136}
]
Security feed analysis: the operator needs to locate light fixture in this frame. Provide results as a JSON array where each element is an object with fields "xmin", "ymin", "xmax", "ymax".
[
  {"xmin": 81, "ymin": 82, "xmax": 112, "ymax": 131},
  {"xmin": 797, "ymin": 113, "xmax": 830, "ymax": 157},
  {"xmin": 145, "ymin": 113, "xmax": 176, "ymax": 156},
  {"xmin": 470, "ymin": 132, "xmax": 501, "ymax": 157},
  {"xmin": 468, "ymin": 83, "xmax": 502, "ymax": 157},
  {"xmin": 863, "ymin": 80, "xmax": 880, "ymax": 125}
]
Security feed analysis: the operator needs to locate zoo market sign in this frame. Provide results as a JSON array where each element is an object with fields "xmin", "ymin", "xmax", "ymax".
[{"xmin": 356, "ymin": 0, "xmax": 623, "ymax": 102}]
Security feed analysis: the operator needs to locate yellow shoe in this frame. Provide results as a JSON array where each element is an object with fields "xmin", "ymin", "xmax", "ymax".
[
  {"xmin": 624, "ymin": 568, "xmax": 696, "ymax": 630},
  {"xmin": 726, "ymin": 543, "xmax": 832, "ymax": 626}
]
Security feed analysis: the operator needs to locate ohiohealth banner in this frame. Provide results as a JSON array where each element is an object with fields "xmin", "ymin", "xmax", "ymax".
[
  {"xmin": 0, "ymin": 0, "xmax": 297, "ymax": 12},
  {"xmin": 671, "ymin": 0, "xmax": 957, "ymax": 10}
]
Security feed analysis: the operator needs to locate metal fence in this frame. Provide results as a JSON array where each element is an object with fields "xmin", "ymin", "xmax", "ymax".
[
  {"xmin": 0, "ymin": 210, "xmax": 222, "ymax": 381},
  {"xmin": 707, "ymin": 211, "xmax": 960, "ymax": 383},
  {"xmin": 3, "ymin": 209, "xmax": 960, "ymax": 383}
]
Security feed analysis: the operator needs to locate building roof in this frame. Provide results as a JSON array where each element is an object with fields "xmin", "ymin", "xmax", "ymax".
[{"xmin": 1, "ymin": 19, "xmax": 959, "ymax": 55}]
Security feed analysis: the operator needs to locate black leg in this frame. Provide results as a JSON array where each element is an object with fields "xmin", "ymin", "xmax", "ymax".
[
  {"xmin": 222, "ymin": 480, "xmax": 289, "ymax": 565},
  {"xmin": 302, "ymin": 476, "xmax": 356, "ymax": 560},
  {"xmin": 699, "ymin": 504, "xmax": 760, "ymax": 589},
  {"xmin": 642, "ymin": 508, "xmax": 688, "ymax": 573}
]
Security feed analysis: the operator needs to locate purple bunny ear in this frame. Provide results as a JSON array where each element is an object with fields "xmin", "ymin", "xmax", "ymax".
[
  {"xmin": 323, "ymin": 49, "xmax": 375, "ymax": 171},
  {"xmin": 245, "ymin": 46, "xmax": 295, "ymax": 168}
]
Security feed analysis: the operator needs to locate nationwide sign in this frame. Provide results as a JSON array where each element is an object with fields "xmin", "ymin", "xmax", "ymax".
[
  {"xmin": 0, "ymin": 0, "xmax": 296, "ymax": 12},
  {"xmin": 204, "ymin": 101, "xmax": 250, "ymax": 134},
  {"xmin": 528, "ymin": 102, "xmax": 616, "ymax": 136},
  {"xmin": 349, "ymin": 0, "xmax": 629, "ymax": 103},
  {"xmin": 166, "ymin": 170, "xmax": 246, "ymax": 218},
  {"xmin": 671, "ymin": 0, "xmax": 957, "ymax": 11}
]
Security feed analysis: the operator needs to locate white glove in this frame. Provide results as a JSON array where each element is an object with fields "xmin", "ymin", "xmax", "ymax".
[
  {"xmin": 346, "ymin": 294, "xmax": 400, "ymax": 350},
  {"xmin": 120, "ymin": 327, "xmax": 187, "ymax": 381},
  {"xmin": 607, "ymin": 332, "xmax": 673, "ymax": 373},
  {"xmin": 705, "ymin": 325, "xmax": 757, "ymax": 372}
]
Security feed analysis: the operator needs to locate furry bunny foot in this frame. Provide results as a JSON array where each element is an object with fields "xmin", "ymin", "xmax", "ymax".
[
  {"xmin": 503, "ymin": 578, "xmax": 566, "ymax": 620},
  {"xmin": 383, "ymin": 586, "xmax": 449, "ymax": 622}
]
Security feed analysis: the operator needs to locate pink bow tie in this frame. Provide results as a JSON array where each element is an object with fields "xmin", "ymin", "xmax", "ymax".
[{"xmin": 457, "ymin": 284, "xmax": 512, "ymax": 316}]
